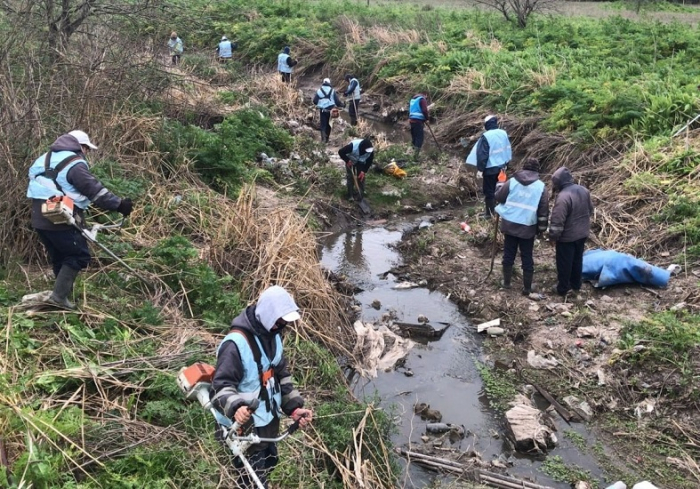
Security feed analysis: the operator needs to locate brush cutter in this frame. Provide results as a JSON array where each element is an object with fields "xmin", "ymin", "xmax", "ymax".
[
  {"xmin": 177, "ymin": 363, "xmax": 304, "ymax": 489},
  {"xmin": 41, "ymin": 196, "xmax": 150, "ymax": 285}
]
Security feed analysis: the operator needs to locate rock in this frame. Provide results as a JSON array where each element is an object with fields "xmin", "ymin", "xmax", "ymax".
[
  {"xmin": 421, "ymin": 435, "xmax": 430, "ymax": 443},
  {"xmin": 404, "ymin": 370, "xmax": 414, "ymax": 377},
  {"xmin": 561, "ymin": 311, "xmax": 573, "ymax": 318},
  {"xmin": 491, "ymin": 459, "xmax": 507, "ymax": 469},
  {"xmin": 527, "ymin": 350, "xmax": 559, "ymax": 369},
  {"xmin": 487, "ymin": 327, "xmax": 505, "ymax": 336},
  {"xmin": 505, "ymin": 394, "xmax": 557, "ymax": 452},
  {"xmin": 418, "ymin": 221, "xmax": 433, "ymax": 229},
  {"xmin": 425, "ymin": 203, "xmax": 433, "ymax": 210},
  {"xmin": 600, "ymin": 295, "xmax": 613, "ymax": 303},
  {"xmin": 468, "ymin": 289, "xmax": 477, "ymax": 297},
  {"xmin": 371, "ymin": 299, "xmax": 381, "ymax": 310},
  {"xmin": 576, "ymin": 326, "xmax": 598, "ymax": 338},
  {"xmin": 426, "ymin": 423, "xmax": 462, "ymax": 435},
  {"xmin": 528, "ymin": 293, "xmax": 543, "ymax": 301},
  {"xmin": 574, "ymin": 481, "xmax": 593, "ymax": 489},
  {"xmin": 290, "ymin": 151, "xmax": 302, "ymax": 160},
  {"xmin": 670, "ymin": 302, "xmax": 686, "ymax": 312},
  {"xmin": 562, "ymin": 395, "xmax": 593, "ymax": 421},
  {"xmin": 393, "ymin": 281, "xmax": 419, "ymax": 290},
  {"xmin": 414, "ymin": 403, "xmax": 443, "ymax": 422},
  {"xmin": 528, "ymin": 304, "xmax": 540, "ymax": 312},
  {"xmin": 417, "ymin": 314, "xmax": 429, "ymax": 324},
  {"xmin": 418, "ymin": 279, "xmax": 428, "ymax": 286}
]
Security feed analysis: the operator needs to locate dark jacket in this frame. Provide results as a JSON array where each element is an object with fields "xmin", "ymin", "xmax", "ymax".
[
  {"xmin": 211, "ymin": 305, "xmax": 303, "ymax": 442},
  {"xmin": 338, "ymin": 139, "xmax": 374, "ymax": 173},
  {"xmin": 312, "ymin": 83, "xmax": 345, "ymax": 110},
  {"xmin": 549, "ymin": 167, "xmax": 594, "ymax": 243},
  {"xmin": 495, "ymin": 170, "xmax": 549, "ymax": 239},
  {"xmin": 409, "ymin": 94, "xmax": 429, "ymax": 123},
  {"xmin": 31, "ymin": 134, "xmax": 123, "ymax": 231},
  {"xmin": 476, "ymin": 118, "xmax": 505, "ymax": 175}
]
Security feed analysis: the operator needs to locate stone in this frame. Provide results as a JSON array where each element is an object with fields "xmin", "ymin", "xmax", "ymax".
[
  {"xmin": 576, "ymin": 326, "xmax": 597, "ymax": 338},
  {"xmin": 600, "ymin": 295, "xmax": 613, "ymax": 303},
  {"xmin": 417, "ymin": 314, "xmax": 429, "ymax": 324},
  {"xmin": 404, "ymin": 370, "xmax": 414, "ymax": 377},
  {"xmin": 421, "ymin": 435, "xmax": 430, "ymax": 443},
  {"xmin": 371, "ymin": 299, "xmax": 381, "ymax": 310},
  {"xmin": 670, "ymin": 302, "xmax": 686, "ymax": 312},
  {"xmin": 414, "ymin": 403, "xmax": 442, "ymax": 422}
]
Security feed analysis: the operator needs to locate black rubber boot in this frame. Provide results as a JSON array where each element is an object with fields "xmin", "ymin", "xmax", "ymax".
[
  {"xmin": 522, "ymin": 271, "xmax": 534, "ymax": 296},
  {"xmin": 502, "ymin": 266, "xmax": 513, "ymax": 289},
  {"xmin": 413, "ymin": 147, "xmax": 421, "ymax": 161},
  {"xmin": 48, "ymin": 266, "xmax": 79, "ymax": 310},
  {"xmin": 480, "ymin": 199, "xmax": 495, "ymax": 219}
]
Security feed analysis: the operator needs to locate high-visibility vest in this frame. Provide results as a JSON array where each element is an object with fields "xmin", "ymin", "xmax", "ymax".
[
  {"xmin": 218, "ymin": 40, "xmax": 232, "ymax": 58},
  {"xmin": 495, "ymin": 179, "xmax": 545, "ymax": 226},
  {"xmin": 27, "ymin": 151, "xmax": 91, "ymax": 209},
  {"xmin": 348, "ymin": 78, "xmax": 361, "ymax": 100},
  {"xmin": 316, "ymin": 86, "xmax": 336, "ymax": 109},
  {"xmin": 216, "ymin": 331, "xmax": 284, "ymax": 428},
  {"xmin": 278, "ymin": 53, "xmax": 292, "ymax": 73},
  {"xmin": 409, "ymin": 96, "xmax": 426, "ymax": 120},
  {"xmin": 168, "ymin": 38, "xmax": 183, "ymax": 55},
  {"xmin": 465, "ymin": 129, "xmax": 512, "ymax": 168},
  {"xmin": 348, "ymin": 139, "xmax": 371, "ymax": 164}
]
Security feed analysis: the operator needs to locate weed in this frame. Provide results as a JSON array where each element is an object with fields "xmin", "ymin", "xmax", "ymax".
[
  {"xmin": 542, "ymin": 455, "xmax": 594, "ymax": 484},
  {"xmin": 563, "ymin": 429, "xmax": 587, "ymax": 451},
  {"xmin": 474, "ymin": 361, "xmax": 518, "ymax": 411}
]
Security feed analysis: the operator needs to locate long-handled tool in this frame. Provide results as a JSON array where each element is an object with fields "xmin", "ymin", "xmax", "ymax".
[
  {"xmin": 425, "ymin": 121, "xmax": 442, "ymax": 153},
  {"xmin": 351, "ymin": 166, "xmax": 372, "ymax": 215},
  {"xmin": 351, "ymin": 98, "xmax": 359, "ymax": 125},
  {"xmin": 178, "ymin": 364, "xmax": 304, "ymax": 489},
  {"xmin": 485, "ymin": 214, "xmax": 500, "ymax": 279}
]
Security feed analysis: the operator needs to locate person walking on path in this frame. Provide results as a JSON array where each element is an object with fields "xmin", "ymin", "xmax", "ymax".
[
  {"xmin": 168, "ymin": 32, "xmax": 184, "ymax": 65},
  {"xmin": 313, "ymin": 78, "xmax": 345, "ymax": 143},
  {"xmin": 465, "ymin": 115, "xmax": 512, "ymax": 219},
  {"xmin": 339, "ymin": 138, "xmax": 374, "ymax": 200},
  {"xmin": 549, "ymin": 167, "xmax": 594, "ymax": 297},
  {"xmin": 211, "ymin": 285, "xmax": 313, "ymax": 488},
  {"xmin": 26, "ymin": 131, "xmax": 133, "ymax": 309},
  {"xmin": 344, "ymin": 75, "xmax": 362, "ymax": 126},
  {"xmin": 494, "ymin": 158, "xmax": 549, "ymax": 295},
  {"xmin": 277, "ymin": 46, "xmax": 297, "ymax": 83},
  {"xmin": 216, "ymin": 36, "xmax": 236, "ymax": 63},
  {"xmin": 408, "ymin": 93, "xmax": 429, "ymax": 160}
]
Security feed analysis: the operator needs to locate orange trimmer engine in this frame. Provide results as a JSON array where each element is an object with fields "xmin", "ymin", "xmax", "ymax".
[{"xmin": 177, "ymin": 362, "xmax": 215, "ymax": 399}]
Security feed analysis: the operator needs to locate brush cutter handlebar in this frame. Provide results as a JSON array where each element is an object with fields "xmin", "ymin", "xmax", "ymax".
[{"xmin": 83, "ymin": 218, "xmax": 126, "ymax": 242}]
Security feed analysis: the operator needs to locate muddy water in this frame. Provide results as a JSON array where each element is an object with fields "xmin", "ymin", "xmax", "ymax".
[{"xmin": 320, "ymin": 221, "xmax": 607, "ymax": 488}]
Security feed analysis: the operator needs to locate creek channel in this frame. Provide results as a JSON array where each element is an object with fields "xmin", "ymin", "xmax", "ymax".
[{"xmin": 320, "ymin": 220, "xmax": 607, "ymax": 488}]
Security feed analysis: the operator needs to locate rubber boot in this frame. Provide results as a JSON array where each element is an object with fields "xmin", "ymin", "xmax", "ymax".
[
  {"xmin": 48, "ymin": 266, "xmax": 79, "ymax": 310},
  {"xmin": 413, "ymin": 147, "xmax": 421, "ymax": 161},
  {"xmin": 502, "ymin": 265, "xmax": 513, "ymax": 289},
  {"xmin": 522, "ymin": 270, "xmax": 534, "ymax": 296},
  {"xmin": 479, "ymin": 199, "xmax": 494, "ymax": 219}
]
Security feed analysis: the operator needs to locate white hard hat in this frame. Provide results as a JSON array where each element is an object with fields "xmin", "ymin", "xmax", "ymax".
[
  {"xmin": 68, "ymin": 130, "xmax": 98, "ymax": 150},
  {"xmin": 221, "ymin": 36, "xmax": 227, "ymax": 40},
  {"xmin": 484, "ymin": 115, "xmax": 497, "ymax": 123},
  {"xmin": 323, "ymin": 78, "xmax": 331, "ymax": 84}
]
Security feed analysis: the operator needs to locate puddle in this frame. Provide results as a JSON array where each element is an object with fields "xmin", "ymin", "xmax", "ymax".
[{"xmin": 320, "ymin": 221, "xmax": 608, "ymax": 488}]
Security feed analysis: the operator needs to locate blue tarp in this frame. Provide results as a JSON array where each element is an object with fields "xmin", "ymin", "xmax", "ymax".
[{"xmin": 582, "ymin": 249, "xmax": 671, "ymax": 288}]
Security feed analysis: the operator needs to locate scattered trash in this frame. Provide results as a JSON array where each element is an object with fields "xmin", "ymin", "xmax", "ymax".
[
  {"xmin": 505, "ymin": 394, "xmax": 557, "ymax": 452},
  {"xmin": 384, "ymin": 159, "xmax": 407, "ymax": 179},
  {"xmin": 393, "ymin": 281, "xmax": 420, "ymax": 290},
  {"xmin": 477, "ymin": 318, "xmax": 500, "ymax": 333},
  {"xmin": 419, "ymin": 220, "xmax": 433, "ymax": 229},
  {"xmin": 353, "ymin": 321, "xmax": 415, "ymax": 378},
  {"xmin": 670, "ymin": 302, "xmax": 686, "ymax": 312},
  {"xmin": 634, "ymin": 399, "xmax": 656, "ymax": 419},
  {"xmin": 632, "ymin": 482, "xmax": 660, "ymax": 489},
  {"xmin": 575, "ymin": 482, "xmax": 594, "ymax": 489},
  {"xmin": 459, "ymin": 221, "xmax": 471, "ymax": 233},
  {"xmin": 414, "ymin": 403, "xmax": 442, "ymax": 422},
  {"xmin": 425, "ymin": 203, "xmax": 433, "ymax": 210},
  {"xmin": 604, "ymin": 482, "xmax": 626, "ymax": 489},
  {"xmin": 597, "ymin": 369, "xmax": 606, "ymax": 386},
  {"xmin": 404, "ymin": 370, "xmax": 414, "ymax": 377},
  {"xmin": 527, "ymin": 350, "xmax": 559, "ymax": 369},
  {"xmin": 576, "ymin": 326, "xmax": 598, "ymax": 338},
  {"xmin": 600, "ymin": 295, "xmax": 613, "ymax": 303},
  {"xmin": 666, "ymin": 264, "xmax": 681, "ymax": 275},
  {"xmin": 562, "ymin": 395, "xmax": 593, "ymax": 421},
  {"xmin": 426, "ymin": 423, "xmax": 465, "ymax": 437},
  {"xmin": 528, "ymin": 303, "xmax": 540, "ymax": 312},
  {"xmin": 370, "ymin": 299, "xmax": 381, "ymax": 310},
  {"xmin": 528, "ymin": 292, "xmax": 544, "ymax": 301},
  {"xmin": 417, "ymin": 314, "xmax": 429, "ymax": 324}
]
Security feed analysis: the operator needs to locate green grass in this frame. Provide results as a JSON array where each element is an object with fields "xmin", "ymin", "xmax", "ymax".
[{"xmin": 474, "ymin": 361, "xmax": 518, "ymax": 411}]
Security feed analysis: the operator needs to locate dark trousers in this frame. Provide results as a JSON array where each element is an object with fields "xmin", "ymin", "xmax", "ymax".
[
  {"xmin": 36, "ymin": 228, "xmax": 91, "ymax": 277},
  {"xmin": 555, "ymin": 238, "xmax": 587, "ymax": 295},
  {"xmin": 234, "ymin": 443, "xmax": 278, "ymax": 488},
  {"xmin": 319, "ymin": 110, "xmax": 331, "ymax": 141},
  {"xmin": 348, "ymin": 99, "xmax": 360, "ymax": 125},
  {"xmin": 171, "ymin": 55, "xmax": 181, "ymax": 65},
  {"xmin": 482, "ymin": 172, "xmax": 499, "ymax": 199},
  {"xmin": 502, "ymin": 234, "xmax": 534, "ymax": 272},
  {"xmin": 410, "ymin": 122, "xmax": 424, "ymax": 149},
  {"xmin": 346, "ymin": 165, "xmax": 365, "ymax": 198},
  {"xmin": 280, "ymin": 72, "xmax": 291, "ymax": 83}
]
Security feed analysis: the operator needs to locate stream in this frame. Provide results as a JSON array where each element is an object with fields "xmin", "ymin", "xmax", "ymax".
[{"xmin": 320, "ymin": 219, "xmax": 608, "ymax": 489}]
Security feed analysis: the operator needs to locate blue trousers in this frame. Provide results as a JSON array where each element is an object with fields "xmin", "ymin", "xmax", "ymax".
[
  {"xmin": 36, "ymin": 228, "xmax": 91, "ymax": 277},
  {"xmin": 410, "ymin": 122, "xmax": 424, "ymax": 149}
]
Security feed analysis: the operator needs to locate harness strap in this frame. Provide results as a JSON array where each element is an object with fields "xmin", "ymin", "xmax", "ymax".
[
  {"xmin": 230, "ymin": 328, "xmax": 275, "ymax": 415},
  {"xmin": 39, "ymin": 152, "xmax": 83, "ymax": 194}
]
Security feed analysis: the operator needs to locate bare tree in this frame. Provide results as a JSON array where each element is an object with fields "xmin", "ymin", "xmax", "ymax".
[{"xmin": 474, "ymin": 0, "xmax": 557, "ymax": 28}]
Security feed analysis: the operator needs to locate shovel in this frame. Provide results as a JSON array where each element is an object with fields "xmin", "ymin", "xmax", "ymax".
[
  {"xmin": 425, "ymin": 121, "xmax": 441, "ymax": 153},
  {"xmin": 485, "ymin": 214, "xmax": 500, "ymax": 279},
  {"xmin": 351, "ymin": 167, "xmax": 371, "ymax": 215}
]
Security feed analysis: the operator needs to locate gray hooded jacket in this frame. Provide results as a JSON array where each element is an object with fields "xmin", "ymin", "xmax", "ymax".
[
  {"xmin": 549, "ymin": 167, "xmax": 594, "ymax": 242},
  {"xmin": 495, "ymin": 169, "xmax": 549, "ymax": 239}
]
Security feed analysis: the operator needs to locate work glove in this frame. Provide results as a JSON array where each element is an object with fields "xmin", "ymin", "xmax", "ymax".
[
  {"xmin": 358, "ymin": 171, "xmax": 365, "ymax": 182},
  {"xmin": 234, "ymin": 405, "xmax": 252, "ymax": 425},
  {"xmin": 476, "ymin": 171, "xmax": 483, "ymax": 179},
  {"xmin": 117, "ymin": 198, "xmax": 133, "ymax": 216},
  {"xmin": 291, "ymin": 408, "xmax": 314, "ymax": 429}
]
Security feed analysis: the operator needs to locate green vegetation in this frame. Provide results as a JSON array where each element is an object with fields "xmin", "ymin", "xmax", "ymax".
[
  {"xmin": 542, "ymin": 455, "xmax": 595, "ymax": 485},
  {"xmin": 474, "ymin": 361, "xmax": 518, "ymax": 411}
]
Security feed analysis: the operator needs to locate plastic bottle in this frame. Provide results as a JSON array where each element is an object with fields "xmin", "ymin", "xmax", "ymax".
[
  {"xmin": 604, "ymin": 483, "xmax": 626, "ymax": 489},
  {"xmin": 459, "ymin": 222, "xmax": 471, "ymax": 233},
  {"xmin": 632, "ymin": 483, "xmax": 660, "ymax": 489}
]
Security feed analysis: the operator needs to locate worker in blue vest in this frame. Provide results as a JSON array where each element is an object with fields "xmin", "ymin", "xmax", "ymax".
[
  {"xmin": 465, "ymin": 115, "xmax": 512, "ymax": 219},
  {"xmin": 211, "ymin": 285, "xmax": 313, "ymax": 488},
  {"xmin": 494, "ymin": 158, "xmax": 549, "ymax": 295},
  {"xmin": 408, "ymin": 93, "xmax": 429, "ymax": 160},
  {"xmin": 277, "ymin": 46, "xmax": 297, "ymax": 83},
  {"xmin": 344, "ymin": 74, "xmax": 362, "ymax": 126},
  {"xmin": 26, "ymin": 131, "xmax": 133, "ymax": 309},
  {"xmin": 313, "ymin": 78, "xmax": 345, "ymax": 143},
  {"xmin": 339, "ymin": 138, "xmax": 374, "ymax": 200},
  {"xmin": 167, "ymin": 32, "xmax": 183, "ymax": 65},
  {"xmin": 216, "ymin": 36, "xmax": 237, "ymax": 63}
]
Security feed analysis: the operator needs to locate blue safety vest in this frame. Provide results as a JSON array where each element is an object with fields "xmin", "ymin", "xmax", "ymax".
[
  {"xmin": 348, "ymin": 78, "xmax": 361, "ymax": 100},
  {"xmin": 348, "ymin": 139, "xmax": 371, "ymax": 164},
  {"xmin": 495, "ymin": 179, "xmax": 545, "ymax": 226},
  {"xmin": 316, "ymin": 86, "xmax": 336, "ymax": 110},
  {"xmin": 278, "ymin": 53, "xmax": 292, "ymax": 73},
  {"xmin": 27, "ymin": 151, "xmax": 91, "ymax": 209},
  {"xmin": 409, "ymin": 96, "xmax": 426, "ymax": 120},
  {"xmin": 218, "ymin": 40, "xmax": 232, "ymax": 58},
  {"xmin": 465, "ymin": 129, "xmax": 512, "ymax": 168},
  {"xmin": 216, "ymin": 331, "xmax": 283, "ymax": 428}
]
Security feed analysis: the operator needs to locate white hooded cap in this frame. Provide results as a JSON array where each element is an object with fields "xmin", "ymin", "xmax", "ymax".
[
  {"xmin": 323, "ymin": 78, "xmax": 331, "ymax": 85},
  {"xmin": 484, "ymin": 115, "xmax": 497, "ymax": 123},
  {"xmin": 254, "ymin": 285, "xmax": 301, "ymax": 331},
  {"xmin": 68, "ymin": 130, "xmax": 98, "ymax": 150},
  {"xmin": 221, "ymin": 36, "xmax": 227, "ymax": 41}
]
